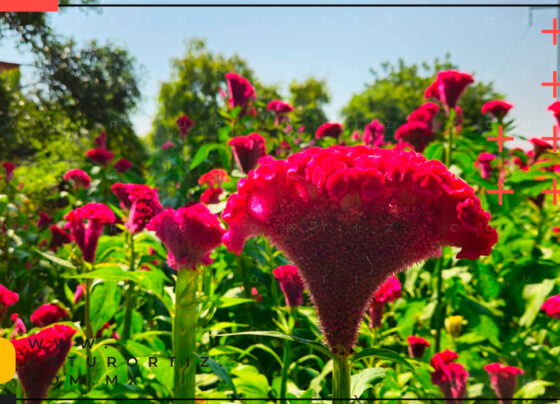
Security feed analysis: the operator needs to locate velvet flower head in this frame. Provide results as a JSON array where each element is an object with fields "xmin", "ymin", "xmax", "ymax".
[
  {"xmin": 408, "ymin": 102, "xmax": 440, "ymax": 126},
  {"xmin": 222, "ymin": 146, "xmax": 497, "ymax": 352},
  {"xmin": 0, "ymin": 284, "xmax": 19, "ymax": 309},
  {"xmin": 484, "ymin": 363, "xmax": 523, "ymax": 404},
  {"xmin": 316, "ymin": 122, "xmax": 343, "ymax": 140},
  {"xmin": 395, "ymin": 121, "xmax": 434, "ymax": 152},
  {"xmin": 481, "ymin": 100, "xmax": 513, "ymax": 121},
  {"xmin": 273, "ymin": 265, "xmax": 305, "ymax": 307},
  {"xmin": 64, "ymin": 169, "xmax": 91, "ymax": 189},
  {"xmin": 425, "ymin": 70, "xmax": 474, "ymax": 112},
  {"xmin": 228, "ymin": 133, "xmax": 267, "ymax": 174},
  {"xmin": 114, "ymin": 158, "xmax": 133, "ymax": 173},
  {"xmin": 3, "ymin": 161, "xmax": 15, "ymax": 184},
  {"xmin": 431, "ymin": 350, "xmax": 469, "ymax": 403},
  {"xmin": 407, "ymin": 335, "xmax": 430, "ymax": 358},
  {"xmin": 225, "ymin": 72, "xmax": 256, "ymax": 116},
  {"xmin": 369, "ymin": 275, "xmax": 401, "ymax": 328},
  {"xmin": 86, "ymin": 147, "xmax": 114, "ymax": 166},
  {"xmin": 30, "ymin": 303, "xmax": 69, "ymax": 327},
  {"xmin": 548, "ymin": 100, "xmax": 560, "ymax": 126},
  {"xmin": 49, "ymin": 225, "xmax": 72, "ymax": 251},
  {"xmin": 542, "ymin": 295, "xmax": 560, "ymax": 319},
  {"xmin": 198, "ymin": 169, "xmax": 230, "ymax": 188},
  {"xmin": 362, "ymin": 119, "xmax": 384, "ymax": 147},
  {"xmin": 177, "ymin": 114, "xmax": 194, "ymax": 138},
  {"xmin": 111, "ymin": 183, "xmax": 163, "ymax": 233}
]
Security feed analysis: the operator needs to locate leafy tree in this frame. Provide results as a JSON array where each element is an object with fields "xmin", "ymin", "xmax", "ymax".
[{"xmin": 289, "ymin": 77, "xmax": 330, "ymax": 134}]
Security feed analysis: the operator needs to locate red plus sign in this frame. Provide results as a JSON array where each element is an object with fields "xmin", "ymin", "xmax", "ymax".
[
  {"xmin": 487, "ymin": 176, "xmax": 514, "ymax": 206},
  {"xmin": 542, "ymin": 71, "xmax": 560, "ymax": 98},
  {"xmin": 542, "ymin": 126, "xmax": 559, "ymax": 152},
  {"xmin": 542, "ymin": 18, "xmax": 560, "ymax": 45},
  {"xmin": 487, "ymin": 125, "xmax": 513, "ymax": 152},
  {"xmin": 542, "ymin": 177, "xmax": 560, "ymax": 205}
]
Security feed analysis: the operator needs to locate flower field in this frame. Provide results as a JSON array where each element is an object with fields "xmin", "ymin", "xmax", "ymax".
[{"xmin": 2, "ymin": 65, "xmax": 560, "ymax": 404}]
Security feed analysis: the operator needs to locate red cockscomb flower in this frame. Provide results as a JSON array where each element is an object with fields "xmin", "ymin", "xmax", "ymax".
[
  {"xmin": 3, "ymin": 162, "xmax": 15, "ymax": 184},
  {"xmin": 363, "ymin": 119, "xmax": 384, "ymax": 147},
  {"xmin": 530, "ymin": 138, "xmax": 552, "ymax": 160},
  {"xmin": 73, "ymin": 284, "xmax": 85, "ymax": 304},
  {"xmin": 222, "ymin": 146, "xmax": 497, "ymax": 352},
  {"xmin": 11, "ymin": 313, "xmax": 26, "ymax": 337},
  {"xmin": 267, "ymin": 100, "xmax": 293, "ymax": 126},
  {"xmin": 395, "ymin": 121, "xmax": 434, "ymax": 152},
  {"xmin": 30, "ymin": 303, "xmax": 69, "ymax": 327},
  {"xmin": 407, "ymin": 335, "xmax": 430, "ymax": 358},
  {"xmin": 0, "ymin": 284, "xmax": 19, "ymax": 311},
  {"xmin": 49, "ymin": 225, "xmax": 72, "ymax": 251},
  {"xmin": 114, "ymin": 158, "xmax": 133, "ymax": 173},
  {"xmin": 95, "ymin": 131, "xmax": 107, "ymax": 148},
  {"xmin": 200, "ymin": 187, "xmax": 223, "ymax": 205},
  {"xmin": 36, "ymin": 211, "xmax": 52, "ymax": 230},
  {"xmin": 198, "ymin": 169, "xmax": 230, "ymax": 188},
  {"xmin": 177, "ymin": 114, "xmax": 194, "ymax": 138},
  {"xmin": 64, "ymin": 169, "xmax": 91, "ymax": 189},
  {"xmin": 548, "ymin": 101, "xmax": 560, "ymax": 126},
  {"xmin": 316, "ymin": 122, "xmax": 343, "ymax": 140},
  {"xmin": 64, "ymin": 203, "xmax": 115, "ymax": 263},
  {"xmin": 251, "ymin": 287, "xmax": 263, "ymax": 303},
  {"xmin": 431, "ymin": 350, "xmax": 469, "ymax": 403},
  {"xmin": 12, "ymin": 325, "xmax": 76, "ymax": 400},
  {"xmin": 484, "ymin": 363, "xmax": 523, "ymax": 404},
  {"xmin": 228, "ymin": 133, "xmax": 267, "ymax": 174},
  {"xmin": 476, "ymin": 153, "xmax": 496, "ymax": 179},
  {"xmin": 273, "ymin": 265, "xmax": 305, "ymax": 307},
  {"xmin": 481, "ymin": 100, "xmax": 513, "ymax": 121},
  {"xmin": 225, "ymin": 72, "xmax": 256, "ymax": 115},
  {"xmin": 86, "ymin": 147, "xmax": 114, "ymax": 166},
  {"xmin": 111, "ymin": 183, "xmax": 163, "ymax": 234},
  {"xmin": 162, "ymin": 140, "xmax": 176, "ymax": 151},
  {"xmin": 408, "ymin": 102, "xmax": 440, "ymax": 126},
  {"xmin": 425, "ymin": 70, "xmax": 474, "ymax": 112},
  {"xmin": 542, "ymin": 295, "xmax": 560, "ymax": 319},
  {"xmin": 369, "ymin": 275, "xmax": 401, "ymax": 328},
  {"xmin": 146, "ymin": 203, "xmax": 225, "ymax": 270}
]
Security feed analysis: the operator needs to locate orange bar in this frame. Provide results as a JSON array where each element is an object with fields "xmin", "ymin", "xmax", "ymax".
[{"xmin": 0, "ymin": 0, "xmax": 58, "ymax": 12}]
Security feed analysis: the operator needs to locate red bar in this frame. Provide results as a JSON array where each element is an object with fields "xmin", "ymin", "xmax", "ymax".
[{"xmin": 1, "ymin": 0, "xmax": 58, "ymax": 12}]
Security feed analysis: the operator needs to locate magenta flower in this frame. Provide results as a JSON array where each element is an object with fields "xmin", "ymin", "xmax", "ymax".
[
  {"xmin": 73, "ymin": 284, "xmax": 85, "ymax": 304},
  {"xmin": 12, "ymin": 325, "xmax": 76, "ymax": 400},
  {"xmin": 407, "ymin": 335, "xmax": 430, "ymax": 358},
  {"xmin": 0, "ymin": 284, "xmax": 19, "ymax": 315},
  {"xmin": 228, "ymin": 133, "xmax": 267, "ymax": 174},
  {"xmin": 36, "ymin": 211, "xmax": 52, "ymax": 230},
  {"xmin": 114, "ymin": 158, "xmax": 133, "ymax": 173},
  {"xmin": 542, "ymin": 295, "xmax": 560, "ymax": 319},
  {"xmin": 94, "ymin": 131, "xmax": 107, "ymax": 148},
  {"xmin": 395, "ymin": 121, "xmax": 434, "ymax": 152},
  {"xmin": 362, "ymin": 119, "xmax": 384, "ymax": 147},
  {"xmin": 225, "ymin": 72, "xmax": 256, "ymax": 115},
  {"xmin": 64, "ymin": 203, "xmax": 116, "ymax": 263},
  {"xmin": 86, "ymin": 147, "xmax": 114, "ymax": 166},
  {"xmin": 2, "ymin": 161, "xmax": 15, "ymax": 184},
  {"xmin": 267, "ymin": 100, "xmax": 293, "ymax": 126},
  {"xmin": 10, "ymin": 313, "xmax": 27, "ymax": 337},
  {"xmin": 30, "ymin": 303, "xmax": 69, "ymax": 327},
  {"xmin": 530, "ymin": 138, "xmax": 552, "ymax": 160},
  {"xmin": 481, "ymin": 100, "xmax": 513, "ymax": 121},
  {"xmin": 273, "ymin": 265, "xmax": 305, "ymax": 307},
  {"xmin": 315, "ymin": 122, "xmax": 343, "ymax": 140},
  {"xmin": 49, "ymin": 225, "xmax": 72, "ymax": 251},
  {"xmin": 111, "ymin": 183, "xmax": 163, "ymax": 234},
  {"xmin": 162, "ymin": 140, "xmax": 176, "ymax": 151},
  {"xmin": 222, "ymin": 146, "xmax": 497, "ymax": 352},
  {"xmin": 431, "ymin": 350, "xmax": 469, "ymax": 403},
  {"xmin": 198, "ymin": 169, "xmax": 230, "ymax": 188},
  {"xmin": 425, "ymin": 70, "xmax": 474, "ymax": 112},
  {"xmin": 484, "ymin": 363, "xmax": 523, "ymax": 404},
  {"xmin": 64, "ymin": 169, "xmax": 91, "ymax": 189},
  {"xmin": 369, "ymin": 275, "xmax": 401, "ymax": 328},
  {"xmin": 146, "ymin": 203, "xmax": 225, "ymax": 270},
  {"xmin": 176, "ymin": 114, "xmax": 194, "ymax": 138},
  {"xmin": 200, "ymin": 187, "xmax": 223, "ymax": 205},
  {"xmin": 408, "ymin": 102, "xmax": 440, "ymax": 126},
  {"xmin": 476, "ymin": 153, "xmax": 497, "ymax": 179}
]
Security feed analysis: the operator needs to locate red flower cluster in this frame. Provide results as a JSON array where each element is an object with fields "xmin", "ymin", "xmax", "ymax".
[
  {"xmin": 225, "ymin": 72, "xmax": 256, "ymax": 116},
  {"xmin": 176, "ymin": 114, "xmax": 194, "ymax": 138},
  {"xmin": 161, "ymin": 140, "xmax": 176, "ymax": 151},
  {"xmin": 0, "ymin": 284, "xmax": 19, "ymax": 308},
  {"xmin": 362, "ymin": 119, "xmax": 384, "ymax": 147},
  {"xmin": 3, "ymin": 161, "xmax": 15, "ymax": 184},
  {"xmin": 30, "ymin": 303, "xmax": 69, "ymax": 327},
  {"xmin": 198, "ymin": 169, "xmax": 230, "ymax": 188},
  {"xmin": 481, "ymin": 100, "xmax": 513, "ymax": 121},
  {"xmin": 369, "ymin": 275, "xmax": 401, "ymax": 328},
  {"xmin": 112, "ymin": 183, "xmax": 163, "ymax": 233},
  {"xmin": 114, "ymin": 158, "xmax": 133, "ymax": 173},
  {"xmin": 484, "ymin": 363, "xmax": 523, "ymax": 404},
  {"xmin": 530, "ymin": 138, "xmax": 552, "ymax": 160},
  {"xmin": 476, "ymin": 153, "xmax": 496, "ymax": 179},
  {"xmin": 267, "ymin": 100, "xmax": 293, "ymax": 126},
  {"xmin": 64, "ymin": 203, "xmax": 116, "ymax": 263},
  {"xmin": 431, "ymin": 350, "xmax": 469, "ymax": 403},
  {"xmin": 200, "ymin": 187, "xmax": 223, "ymax": 205},
  {"xmin": 407, "ymin": 335, "xmax": 430, "ymax": 358},
  {"xmin": 147, "ymin": 203, "xmax": 225, "ymax": 270},
  {"xmin": 395, "ymin": 121, "xmax": 434, "ymax": 152},
  {"xmin": 95, "ymin": 131, "xmax": 107, "ymax": 148},
  {"xmin": 222, "ymin": 146, "xmax": 497, "ymax": 351},
  {"xmin": 12, "ymin": 325, "xmax": 76, "ymax": 400},
  {"xmin": 425, "ymin": 70, "xmax": 474, "ymax": 112},
  {"xmin": 315, "ymin": 122, "xmax": 343, "ymax": 140},
  {"xmin": 228, "ymin": 133, "xmax": 267, "ymax": 174},
  {"xmin": 408, "ymin": 102, "xmax": 440, "ymax": 126},
  {"xmin": 548, "ymin": 101, "xmax": 560, "ymax": 126},
  {"xmin": 64, "ymin": 169, "xmax": 91, "ymax": 189},
  {"xmin": 49, "ymin": 225, "xmax": 72, "ymax": 251},
  {"xmin": 272, "ymin": 265, "xmax": 305, "ymax": 307},
  {"xmin": 86, "ymin": 147, "xmax": 114, "ymax": 166},
  {"xmin": 10, "ymin": 313, "xmax": 27, "ymax": 337},
  {"xmin": 542, "ymin": 295, "xmax": 560, "ymax": 319},
  {"xmin": 36, "ymin": 211, "xmax": 52, "ymax": 230}
]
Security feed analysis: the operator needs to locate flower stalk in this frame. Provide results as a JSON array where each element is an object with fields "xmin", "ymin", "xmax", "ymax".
[
  {"xmin": 84, "ymin": 267, "xmax": 93, "ymax": 391},
  {"xmin": 333, "ymin": 354, "xmax": 351, "ymax": 404},
  {"xmin": 279, "ymin": 307, "xmax": 296, "ymax": 403},
  {"xmin": 121, "ymin": 232, "xmax": 136, "ymax": 340}
]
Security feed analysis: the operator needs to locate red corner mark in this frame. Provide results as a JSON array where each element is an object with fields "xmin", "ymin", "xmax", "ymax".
[
  {"xmin": 542, "ymin": 18, "xmax": 560, "ymax": 45},
  {"xmin": 0, "ymin": 0, "xmax": 58, "ymax": 12},
  {"xmin": 487, "ymin": 176, "xmax": 514, "ymax": 206},
  {"xmin": 542, "ymin": 70, "xmax": 560, "ymax": 98},
  {"xmin": 541, "ymin": 177, "xmax": 560, "ymax": 205},
  {"xmin": 486, "ymin": 125, "xmax": 513, "ymax": 152},
  {"xmin": 542, "ymin": 126, "xmax": 560, "ymax": 153}
]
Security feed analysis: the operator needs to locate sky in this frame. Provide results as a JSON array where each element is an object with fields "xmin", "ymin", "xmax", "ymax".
[{"xmin": 2, "ymin": 1, "xmax": 560, "ymax": 145}]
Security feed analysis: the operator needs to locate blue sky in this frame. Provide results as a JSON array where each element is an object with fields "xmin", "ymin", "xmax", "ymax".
[{"xmin": 2, "ymin": 2, "xmax": 560, "ymax": 145}]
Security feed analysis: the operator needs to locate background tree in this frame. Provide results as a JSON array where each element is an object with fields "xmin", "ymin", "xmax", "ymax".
[{"xmin": 289, "ymin": 77, "xmax": 330, "ymax": 134}]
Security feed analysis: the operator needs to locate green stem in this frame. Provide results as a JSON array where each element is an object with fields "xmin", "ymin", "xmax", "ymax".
[
  {"xmin": 279, "ymin": 339, "xmax": 291, "ymax": 403},
  {"xmin": 85, "ymin": 272, "xmax": 93, "ymax": 391},
  {"xmin": 333, "ymin": 354, "xmax": 351, "ymax": 404},
  {"xmin": 122, "ymin": 233, "xmax": 136, "ymax": 340},
  {"xmin": 173, "ymin": 269, "xmax": 198, "ymax": 399}
]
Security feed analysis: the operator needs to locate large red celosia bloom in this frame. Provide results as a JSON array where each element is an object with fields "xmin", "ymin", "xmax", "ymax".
[
  {"xmin": 315, "ymin": 122, "xmax": 343, "ymax": 140},
  {"xmin": 481, "ymin": 100, "xmax": 513, "ymax": 121},
  {"xmin": 12, "ymin": 325, "xmax": 76, "ymax": 400},
  {"xmin": 0, "ymin": 284, "xmax": 19, "ymax": 309},
  {"xmin": 64, "ymin": 203, "xmax": 116, "ymax": 263},
  {"xmin": 176, "ymin": 114, "xmax": 194, "ymax": 138},
  {"xmin": 425, "ymin": 70, "xmax": 474, "ymax": 111},
  {"xmin": 431, "ymin": 350, "xmax": 469, "ymax": 403},
  {"xmin": 408, "ymin": 102, "xmax": 440, "ymax": 126},
  {"xmin": 3, "ymin": 161, "xmax": 15, "ymax": 184},
  {"xmin": 30, "ymin": 303, "xmax": 69, "ymax": 327},
  {"xmin": 407, "ymin": 335, "xmax": 430, "ymax": 358},
  {"xmin": 395, "ymin": 121, "xmax": 434, "ymax": 152},
  {"xmin": 362, "ymin": 119, "xmax": 384, "ymax": 147},
  {"xmin": 228, "ymin": 133, "xmax": 267, "ymax": 174},
  {"xmin": 114, "ymin": 158, "xmax": 133, "ymax": 173},
  {"xmin": 273, "ymin": 265, "xmax": 305, "ymax": 307},
  {"xmin": 86, "ymin": 147, "xmax": 114, "ymax": 166},
  {"xmin": 49, "ymin": 225, "xmax": 72, "ymax": 251},
  {"xmin": 225, "ymin": 72, "xmax": 256, "ymax": 113},
  {"xmin": 222, "ymin": 146, "xmax": 497, "ymax": 352},
  {"xmin": 111, "ymin": 183, "xmax": 163, "ymax": 233},
  {"xmin": 146, "ymin": 203, "xmax": 225, "ymax": 270},
  {"xmin": 484, "ymin": 363, "xmax": 524, "ymax": 404},
  {"xmin": 200, "ymin": 187, "xmax": 223, "ymax": 205},
  {"xmin": 547, "ymin": 101, "xmax": 560, "ymax": 126},
  {"xmin": 542, "ymin": 295, "xmax": 560, "ymax": 319},
  {"xmin": 198, "ymin": 169, "xmax": 230, "ymax": 188},
  {"xmin": 369, "ymin": 275, "xmax": 401, "ymax": 328},
  {"xmin": 64, "ymin": 169, "xmax": 91, "ymax": 189}
]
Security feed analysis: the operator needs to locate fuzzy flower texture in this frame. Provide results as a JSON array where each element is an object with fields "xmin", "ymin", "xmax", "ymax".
[
  {"xmin": 112, "ymin": 183, "xmax": 163, "ymax": 233},
  {"xmin": 222, "ymin": 146, "xmax": 497, "ymax": 353}
]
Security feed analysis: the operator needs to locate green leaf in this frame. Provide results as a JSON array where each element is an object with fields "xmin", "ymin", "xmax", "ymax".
[
  {"xmin": 350, "ymin": 367, "xmax": 387, "ymax": 398},
  {"xmin": 231, "ymin": 364, "xmax": 269, "ymax": 401},
  {"xmin": 352, "ymin": 348, "xmax": 415, "ymax": 371},
  {"xmin": 219, "ymin": 331, "xmax": 334, "ymax": 359},
  {"xmin": 199, "ymin": 354, "xmax": 239, "ymax": 399},
  {"xmin": 515, "ymin": 380, "xmax": 552, "ymax": 399},
  {"xmin": 90, "ymin": 280, "xmax": 122, "ymax": 333},
  {"xmin": 189, "ymin": 143, "xmax": 229, "ymax": 170},
  {"xmin": 423, "ymin": 142, "xmax": 444, "ymax": 161},
  {"xmin": 35, "ymin": 249, "xmax": 76, "ymax": 269},
  {"xmin": 520, "ymin": 279, "xmax": 555, "ymax": 327}
]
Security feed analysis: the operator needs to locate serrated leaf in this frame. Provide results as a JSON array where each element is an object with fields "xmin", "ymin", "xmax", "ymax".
[{"xmin": 350, "ymin": 367, "xmax": 387, "ymax": 398}]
